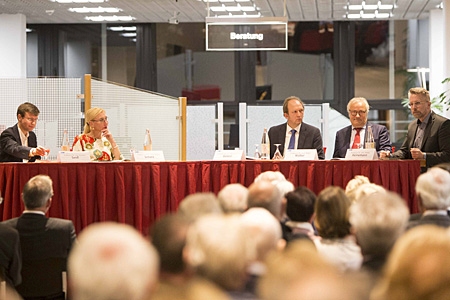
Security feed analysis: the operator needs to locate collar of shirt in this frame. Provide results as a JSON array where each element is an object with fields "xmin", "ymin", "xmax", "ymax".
[
  {"xmin": 418, "ymin": 112, "xmax": 431, "ymax": 127},
  {"xmin": 18, "ymin": 126, "xmax": 29, "ymax": 147},
  {"xmin": 23, "ymin": 210, "xmax": 46, "ymax": 216},
  {"xmin": 286, "ymin": 124, "xmax": 301, "ymax": 134}
]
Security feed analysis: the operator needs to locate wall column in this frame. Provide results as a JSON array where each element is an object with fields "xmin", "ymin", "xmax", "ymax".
[{"xmin": 0, "ymin": 14, "xmax": 26, "ymax": 78}]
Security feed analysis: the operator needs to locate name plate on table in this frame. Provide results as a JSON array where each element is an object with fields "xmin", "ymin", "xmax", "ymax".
[
  {"xmin": 131, "ymin": 151, "xmax": 165, "ymax": 162},
  {"xmin": 284, "ymin": 149, "xmax": 318, "ymax": 161},
  {"xmin": 345, "ymin": 149, "xmax": 378, "ymax": 160},
  {"xmin": 213, "ymin": 150, "xmax": 245, "ymax": 161},
  {"xmin": 57, "ymin": 151, "xmax": 91, "ymax": 162}
]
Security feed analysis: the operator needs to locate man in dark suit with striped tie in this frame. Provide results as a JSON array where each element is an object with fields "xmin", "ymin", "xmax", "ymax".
[{"xmin": 268, "ymin": 96, "xmax": 325, "ymax": 159}]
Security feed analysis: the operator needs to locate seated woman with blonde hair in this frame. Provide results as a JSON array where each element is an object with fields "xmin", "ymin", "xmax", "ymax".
[{"xmin": 72, "ymin": 107, "xmax": 122, "ymax": 161}]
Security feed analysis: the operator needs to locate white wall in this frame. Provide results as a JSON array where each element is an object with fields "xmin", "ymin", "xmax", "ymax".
[{"xmin": 0, "ymin": 14, "xmax": 27, "ymax": 78}]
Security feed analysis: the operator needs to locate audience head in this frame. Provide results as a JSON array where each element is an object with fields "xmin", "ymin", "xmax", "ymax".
[
  {"xmin": 177, "ymin": 192, "xmax": 222, "ymax": 221},
  {"xmin": 350, "ymin": 191, "xmax": 409, "ymax": 257},
  {"xmin": 217, "ymin": 183, "xmax": 248, "ymax": 213},
  {"xmin": 254, "ymin": 171, "xmax": 286, "ymax": 183},
  {"xmin": 285, "ymin": 186, "xmax": 316, "ymax": 222},
  {"xmin": 149, "ymin": 213, "xmax": 192, "ymax": 277},
  {"xmin": 22, "ymin": 174, "xmax": 53, "ymax": 211},
  {"xmin": 315, "ymin": 186, "xmax": 351, "ymax": 239},
  {"xmin": 345, "ymin": 175, "xmax": 370, "ymax": 202},
  {"xmin": 415, "ymin": 167, "xmax": 450, "ymax": 211},
  {"xmin": 184, "ymin": 214, "xmax": 249, "ymax": 291},
  {"xmin": 240, "ymin": 208, "xmax": 283, "ymax": 261},
  {"xmin": 372, "ymin": 225, "xmax": 450, "ymax": 300},
  {"xmin": 352, "ymin": 182, "xmax": 386, "ymax": 203},
  {"xmin": 434, "ymin": 162, "xmax": 450, "ymax": 173},
  {"xmin": 247, "ymin": 180, "xmax": 283, "ymax": 220},
  {"xmin": 84, "ymin": 107, "xmax": 105, "ymax": 134},
  {"xmin": 258, "ymin": 239, "xmax": 355, "ymax": 300},
  {"xmin": 68, "ymin": 222, "xmax": 159, "ymax": 300}
]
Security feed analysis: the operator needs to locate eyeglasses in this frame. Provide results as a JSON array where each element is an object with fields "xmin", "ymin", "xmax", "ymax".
[
  {"xmin": 91, "ymin": 117, "xmax": 108, "ymax": 123},
  {"xmin": 349, "ymin": 110, "xmax": 367, "ymax": 116},
  {"xmin": 24, "ymin": 117, "xmax": 38, "ymax": 123},
  {"xmin": 408, "ymin": 101, "xmax": 427, "ymax": 108}
]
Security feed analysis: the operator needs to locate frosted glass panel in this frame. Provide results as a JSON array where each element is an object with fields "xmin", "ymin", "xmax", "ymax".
[{"xmin": 187, "ymin": 105, "xmax": 216, "ymax": 160}]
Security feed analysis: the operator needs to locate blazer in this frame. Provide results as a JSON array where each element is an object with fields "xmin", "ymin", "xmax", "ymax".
[
  {"xmin": 268, "ymin": 122, "xmax": 325, "ymax": 160},
  {"xmin": 2, "ymin": 213, "xmax": 76, "ymax": 298},
  {"xmin": 0, "ymin": 224, "xmax": 21, "ymax": 287},
  {"xmin": 0, "ymin": 124, "xmax": 39, "ymax": 162},
  {"xmin": 407, "ymin": 213, "xmax": 450, "ymax": 230},
  {"xmin": 333, "ymin": 123, "xmax": 392, "ymax": 158},
  {"xmin": 393, "ymin": 111, "xmax": 450, "ymax": 168}
]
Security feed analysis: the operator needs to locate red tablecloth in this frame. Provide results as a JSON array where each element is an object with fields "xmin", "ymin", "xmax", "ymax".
[{"xmin": 0, "ymin": 160, "xmax": 421, "ymax": 234}]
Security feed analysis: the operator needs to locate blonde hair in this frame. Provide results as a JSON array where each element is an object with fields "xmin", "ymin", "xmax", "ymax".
[{"xmin": 84, "ymin": 107, "xmax": 105, "ymax": 134}]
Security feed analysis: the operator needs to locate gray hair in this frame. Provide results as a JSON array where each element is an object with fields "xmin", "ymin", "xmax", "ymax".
[
  {"xmin": 416, "ymin": 167, "xmax": 450, "ymax": 210},
  {"xmin": 217, "ymin": 183, "xmax": 249, "ymax": 213},
  {"xmin": 22, "ymin": 175, "xmax": 53, "ymax": 209},
  {"xmin": 347, "ymin": 97, "xmax": 370, "ymax": 112}
]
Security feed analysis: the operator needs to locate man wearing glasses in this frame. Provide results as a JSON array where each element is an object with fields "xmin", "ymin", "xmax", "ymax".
[
  {"xmin": 380, "ymin": 87, "xmax": 450, "ymax": 168},
  {"xmin": 0, "ymin": 102, "xmax": 48, "ymax": 162},
  {"xmin": 333, "ymin": 97, "xmax": 391, "ymax": 158}
]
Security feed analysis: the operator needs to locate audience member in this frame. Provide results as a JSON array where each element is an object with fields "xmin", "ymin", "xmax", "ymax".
[
  {"xmin": 177, "ymin": 192, "xmax": 223, "ymax": 221},
  {"xmin": 247, "ymin": 180, "xmax": 282, "ymax": 220},
  {"xmin": 408, "ymin": 167, "xmax": 450, "ymax": 229},
  {"xmin": 333, "ymin": 97, "xmax": 391, "ymax": 158},
  {"xmin": 68, "ymin": 222, "xmax": 159, "ymax": 300},
  {"xmin": 72, "ymin": 107, "xmax": 122, "ymax": 161},
  {"xmin": 0, "ymin": 224, "xmax": 21, "ymax": 287},
  {"xmin": 149, "ymin": 213, "xmax": 192, "ymax": 283},
  {"xmin": 184, "ymin": 214, "xmax": 250, "ymax": 295},
  {"xmin": 352, "ymin": 183, "xmax": 386, "ymax": 203},
  {"xmin": 371, "ymin": 225, "xmax": 450, "ymax": 300},
  {"xmin": 345, "ymin": 175, "xmax": 370, "ymax": 202},
  {"xmin": 350, "ymin": 191, "xmax": 409, "ymax": 277},
  {"xmin": 258, "ymin": 239, "xmax": 362, "ymax": 300},
  {"xmin": 0, "ymin": 102, "xmax": 48, "ymax": 162},
  {"xmin": 253, "ymin": 171, "xmax": 285, "ymax": 183},
  {"xmin": 268, "ymin": 96, "xmax": 325, "ymax": 159},
  {"xmin": 381, "ymin": 87, "xmax": 450, "ymax": 168},
  {"xmin": 1, "ymin": 175, "xmax": 76, "ymax": 300},
  {"xmin": 217, "ymin": 183, "xmax": 249, "ymax": 213},
  {"xmin": 284, "ymin": 186, "xmax": 318, "ymax": 242},
  {"xmin": 314, "ymin": 186, "xmax": 363, "ymax": 272}
]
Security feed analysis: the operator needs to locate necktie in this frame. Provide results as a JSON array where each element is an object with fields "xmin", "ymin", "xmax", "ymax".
[
  {"xmin": 288, "ymin": 129, "xmax": 296, "ymax": 149},
  {"xmin": 351, "ymin": 128, "xmax": 362, "ymax": 149}
]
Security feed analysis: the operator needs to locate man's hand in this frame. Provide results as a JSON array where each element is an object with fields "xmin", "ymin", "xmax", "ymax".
[{"xmin": 410, "ymin": 148, "xmax": 424, "ymax": 160}]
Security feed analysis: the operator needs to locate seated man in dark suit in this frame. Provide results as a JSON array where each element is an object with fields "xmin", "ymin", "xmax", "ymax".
[
  {"xmin": 407, "ymin": 167, "xmax": 450, "ymax": 229},
  {"xmin": 2, "ymin": 175, "xmax": 76, "ymax": 300},
  {"xmin": 0, "ymin": 223, "xmax": 21, "ymax": 288},
  {"xmin": 333, "ymin": 97, "xmax": 391, "ymax": 158},
  {"xmin": 268, "ymin": 96, "xmax": 325, "ymax": 159},
  {"xmin": 0, "ymin": 102, "xmax": 48, "ymax": 162},
  {"xmin": 381, "ymin": 87, "xmax": 450, "ymax": 169}
]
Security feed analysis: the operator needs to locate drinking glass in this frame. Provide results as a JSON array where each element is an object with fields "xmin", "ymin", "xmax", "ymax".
[
  {"xmin": 273, "ymin": 144, "xmax": 283, "ymax": 160},
  {"xmin": 254, "ymin": 144, "xmax": 261, "ymax": 159}
]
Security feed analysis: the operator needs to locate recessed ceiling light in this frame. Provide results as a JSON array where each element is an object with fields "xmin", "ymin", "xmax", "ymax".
[
  {"xmin": 85, "ymin": 15, "xmax": 134, "ymax": 21},
  {"xmin": 107, "ymin": 26, "xmax": 137, "ymax": 31},
  {"xmin": 69, "ymin": 6, "xmax": 121, "ymax": 13},
  {"xmin": 50, "ymin": 0, "xmax": 107, "ymax": 3}
]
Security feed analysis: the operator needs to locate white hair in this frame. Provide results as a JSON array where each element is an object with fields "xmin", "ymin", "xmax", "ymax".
[
  {"xmin": 254, "ymin": 171, "xmax": 286, "ymax": 183},
  {"xmin": 352, "ymin": 183, "xmax": 386, "ymax": 203},
  {"xmin": 416, "ymin": 167, "xmax": 450, "ymax": 210},
  {"xmin": 217, "ymin": 183, "xmax": 249, "ymax": 213},
  {"xmin": 240, "ymin": 207, "xmax": 282, "ymax": 261},
  {"xmin": 68, "ymin": 222, "xmax": 159, "ymax": 300}
]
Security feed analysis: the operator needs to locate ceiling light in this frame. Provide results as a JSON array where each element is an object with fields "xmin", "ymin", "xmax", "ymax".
[
  {"xmin": 85, "ymin": 15, "xmax": 134, "ymax": 21},
  {"xmin": 107, "ymin": 26, "xmax": 137, "ymax": 31},
  {"xmin": 50, "ymin": 0, "xmax": 106, "ymax": 3},
  {"xmin": 120, "ymin": 32, "xmax": 136, "ymax": 37},
  {"xmin": 69, "ymin": 6, "xmax": 121, "ymax": 13}
]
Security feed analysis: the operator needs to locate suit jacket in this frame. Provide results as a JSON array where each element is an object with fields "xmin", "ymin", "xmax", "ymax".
[
  {"xmin": 393, "ymin": 111, "xmax": 450, "ymax": 168},
  {"xmin": 0, "ymin": 124, "xmax": 40, "ymax": 162},
  {"xmin": 268, "ymin": 122, "xmax": 325, "ymax": 160},
  {"xmin": 333, "ymin": 123, "xmax": 392, "ymax": 158},
  {"xmin": 0, "ymin": 224, "xmax": 21, "ymax": 287},
  {"xmin": 2, "ymin": 213, "xmax": 76, "ymax": 298}
]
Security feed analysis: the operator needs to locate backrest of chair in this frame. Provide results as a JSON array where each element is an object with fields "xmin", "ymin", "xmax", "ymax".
[{"xmin": 16, "ymin": 257, "xmax": 66, "ymax": 298}]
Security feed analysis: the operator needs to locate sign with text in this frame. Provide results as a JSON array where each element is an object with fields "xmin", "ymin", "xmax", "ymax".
[
  {"xmin": 57, "ymin": 151, "xmax": 91, "ymax": 162},
  {"xmin": 345, "ymin": 149, "xmax": 378, "ymax": 160},
  {"xmin": 213, "ymin": 149, "xmax": 245, "ymax": 161},
  {"xmin": 284, "ymin": 149, "xmax": 318, "ymax": 161},
  {"xmin": 206, "ymin": 17, "xmax": 288, "ymax": 51},
  {"xmin": 131, "ymin": 150, "xmax": 165, "ymax": 162}
]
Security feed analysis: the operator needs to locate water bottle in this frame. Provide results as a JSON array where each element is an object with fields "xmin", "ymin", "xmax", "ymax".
[
  {"xmin": 260, "ymin": 128, "xmax": 270, "ymax": 160},
  {"xmin": 144, "ymin": 128, "xmax": 152, "ymax": 151},
  {"xmin": 365, "ymin": 126, "xmax": 375, "ymax": 149},
  {"xmin": 61, "ymin": 129, "xmax": 70, "ymax": 151}
]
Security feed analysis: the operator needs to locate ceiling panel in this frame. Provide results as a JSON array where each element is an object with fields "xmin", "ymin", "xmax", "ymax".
[{"xmin": 0, "ymin": 0, "xmax": 443, "ymax": 24}]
